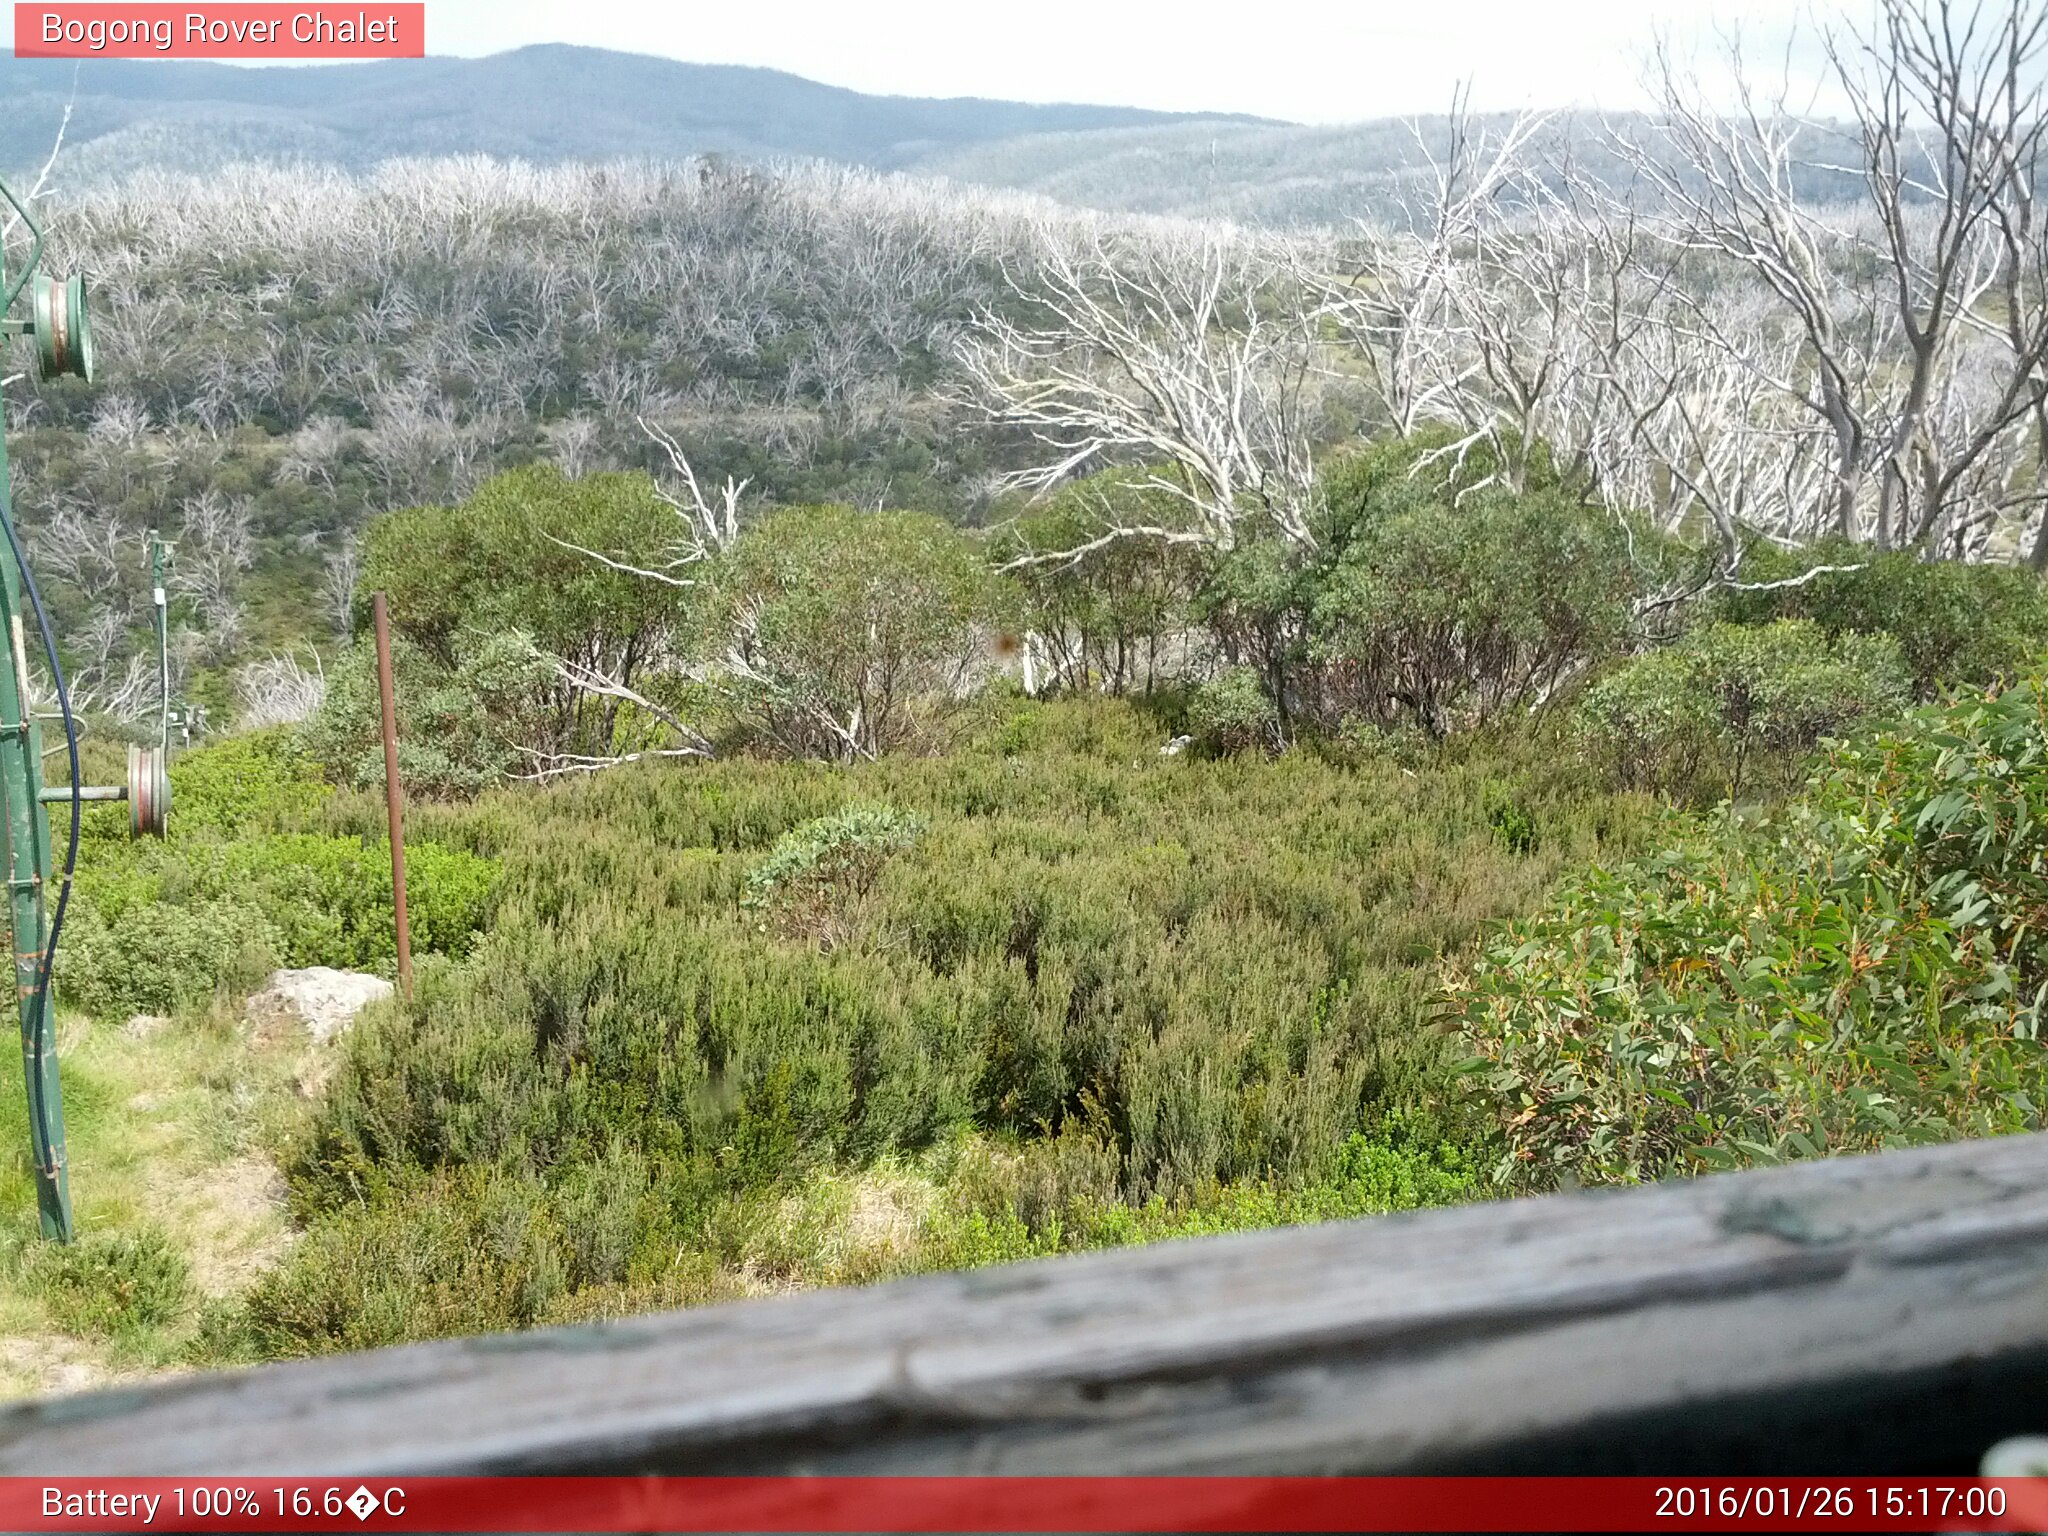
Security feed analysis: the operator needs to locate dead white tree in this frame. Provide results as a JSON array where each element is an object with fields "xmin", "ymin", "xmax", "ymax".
[
  {"xmin": 1, "ymin": 84, "xmax": 73, "ymax": 245},
  {"xmin": 958, "ymin": 225, "xmax": 1323, "ymax": 558},
  {"xmin": 1834, "ymin": 0, "xmax": 2048, "ymax": 551},
  {"xmin": 36, "ymin": 506, "xmax": 131, "ymax": 602},
  {"xmin": 1311, "ymin": 100, "xmax": 1552, "ymax": 464},
  {"xmin": 513, "ymin": 654, "xmax": 714, "ymax": 781},
  {"xmin": 541, "ymin": 416, "xmax": 748, "ymax": 588},
  {"xmin": 234, "ymin": 649, "xmax": 327, "ymax": 729},
  {"xmin": 318, "ymin": 537, "xmax": 359, "ymax": 638},
  {"xmin": 277, "ymin": 414, "xmax": 352, "ymax": 497},
  {"xmin": 1618, "ymin": 0, "xmax": 2048, "ymax": 552},
  {"xmin": 1, "ymin": 86, "xmax": 75, "ymax": 390},
  {"xmin": 172, "ymin": 491, "xmax": 254, "ymax": 656}
]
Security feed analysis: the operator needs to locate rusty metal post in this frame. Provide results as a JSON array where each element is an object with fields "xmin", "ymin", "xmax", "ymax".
[{"xmin": 371, "ymin": 593, "xmax": 413, "ymax": 998}]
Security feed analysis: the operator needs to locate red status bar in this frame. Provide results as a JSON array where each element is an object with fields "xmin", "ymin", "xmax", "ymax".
[
  {"xmin": 14, "ymin": 6, "xmax": 424, "ymax": 60},
  {"xmin": 9, "ymin": 1477, "xmax": 2048, "ymax": 1532}
]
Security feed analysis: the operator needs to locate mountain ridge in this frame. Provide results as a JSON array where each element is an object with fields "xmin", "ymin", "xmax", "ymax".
[{"xmin": 0, "ymin": 44, "xmax": 1277, "ymax": 181}]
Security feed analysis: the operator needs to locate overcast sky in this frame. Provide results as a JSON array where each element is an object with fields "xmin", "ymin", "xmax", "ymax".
[
  {"xmin": 6, "ymin": 0, "xmax": 1848, "ymax": 121},
  {"xmin": 407, "ymin": 0, "xmax": 1839, "ymax": 121}
]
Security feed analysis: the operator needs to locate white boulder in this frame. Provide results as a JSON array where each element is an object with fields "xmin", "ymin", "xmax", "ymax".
[{"xmin": 245, "ymin": 967, "xmax": 394, "ymax": 1045}]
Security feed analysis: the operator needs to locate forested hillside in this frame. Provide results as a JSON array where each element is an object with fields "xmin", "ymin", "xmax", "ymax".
[
  {"xmin": 1, "ymin": 0, "xmax": 2046, "ymax": 1396},
  {"xmin": 0, "ymin": 47, "xmax": 1253, "ymax": 182},
  {"xmin": 1, "ymin": 49, "xmax": 1861, "ymax": 227},
  {"xmin": 6, "ymin": 158, "xmax": 1070, "ymax": 720}
]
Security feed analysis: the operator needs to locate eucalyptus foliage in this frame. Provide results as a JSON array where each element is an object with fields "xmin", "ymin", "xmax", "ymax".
[
  {"xmin": 302, "ymin": 630, "xmax": 553, "ymax": 800},
  {"xmin": 995, "ymin": 468, "xmax": 1207, "ymax": 697},
  {"xmin": 742, "ymin": 804, "xmax": 926, "ymax": 948},
  {"xmin": 359, "ymin": 465, "xmax": 693, "ymax": 759},
  {"xmin": 1458, "ymin": 669, "xmax": 2048, "ymax": 1190}
]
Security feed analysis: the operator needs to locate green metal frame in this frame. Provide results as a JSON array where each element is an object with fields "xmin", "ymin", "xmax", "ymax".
[
  {"xmin": 153, "ymin": 535, "xmax": 170, "ymax": 754},
  {"xmin": 0, "ymin": 178, "xmax": 72, "ymax": 1242}
]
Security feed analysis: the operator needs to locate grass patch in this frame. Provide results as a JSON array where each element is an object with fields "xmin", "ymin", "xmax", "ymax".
[{"xmin": 0, "ymin": 1002, "xmax": 312, "ymax": 1394}]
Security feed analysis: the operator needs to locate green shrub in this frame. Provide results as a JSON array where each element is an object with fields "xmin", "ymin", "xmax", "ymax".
[
  {"xmin": 61, "ymin": 832, "xmax": 498, "ymax": 1017},
  {"xmin": 713, "ymin": 505, "xmax": 1015, "ymax": 760},
  {"xmin": 301, "ymin": 630, "xmax": 554, "ymax": 800},
  {"xmin": 1181, "ymin": 431, "xmax": 1676, "ymax": 737},
  {"xmin": 1714, "ymin": 540, "xmax": 2048, "ymax": 696},
  {"xmin": 939, "ymin": 1123, "xmax": 1481, "ymax": 1252},
  {"xmin": 1189, "ymin": 532, "xmax": 1303, "ymax": 725},
  {"xmin": 236, "ymin": 1168, "xmax": 568, "ymax": 1358},
  {"xmin": 60, "ymin": 733, "xmax": 371, "ymax": 1014},
  {"xmin": 58, "ymin": 897, "xmax": 281, "ymax": 1018},
  {"xmin": 1187, "ymin": 666, "xmax": 1282, "ymax": 754},
  {"xmin": 164, "ymin": 729, "xmax": 330, "ymax": 839},
  {"xmin": 995, "ymin": 468, "xmax": 1207, "ymax": 697},
  {"xmin": 742, "ymin": 804, "xmax": 924, "ymax": 947},
  {"xmin": 1308, "ymin": 463, "xmax": 1640, "ymax": 736},
  {"xmin": 1577, "ymin": 621, "xmax": 1911, "ymax": 797},
  {"xmin": 292, "ymin": 698, "xmax": 1650, "ymax": 1239},
  {"xmin": 191, "ymin": 835, "xmax": 499, "ymax": 969},
  {"xmin": 34, "ymin": 1228, "xmax": 193, "ymax": 1338},
  {"xmin": 1484, "ymin": 784, "xmax": 1539, "ymax": 855},
  {"xmin": 59, "ymin": 729, "xmax": 502, "ymax": 1016},
  {"xmin": 359, "ymin": 465, "xmax": 694, "ymax": 765},
  {"xmin": 1456, "ymin": 669, "xmax": 2048, "ymax": 1192}
]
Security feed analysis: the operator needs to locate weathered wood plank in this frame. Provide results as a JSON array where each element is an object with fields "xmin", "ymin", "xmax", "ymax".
[{"xmin": 3, "ymin": 1133, "xmax": 2045, "ymax": 1475}]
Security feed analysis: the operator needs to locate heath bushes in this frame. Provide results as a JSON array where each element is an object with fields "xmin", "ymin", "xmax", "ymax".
[
  {"xmin": 237, "ymin": 1167, "xmax": 570, "ymax": 1358},
  {"xmin": 1577, "ymin": 620, "xmax": 1912, "ymax": 798},
  {"xmin": 1187, "ymin": 666, "xmax": 1283, "ymax": 754},
  {"xmin": 1455, "ymin": 667, "xmax": 2048, "ymax": 1191},
  {"xmin": 58, "ymin": 734, "xmax": 501, "ymax": 1017},
  {"xmin": 260, "ymin": 697, "xmax": 1652, "ymax": 1349},
  {"xmin": 1714, "ymin": 539, "xmax": 2048, "ymax": 697},
  {"xmin": 31, "ymin": 1228, "xmax": 194, "ymax": 1340}
]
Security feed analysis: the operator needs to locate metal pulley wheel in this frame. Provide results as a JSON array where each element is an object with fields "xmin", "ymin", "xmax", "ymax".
[
  {"xmin": 32, "ymin": 273, "xmax": 93, "ymax": 384},
  {"xmin": 127, "ymin": 744, "xmax": 168, "ymax": 838}
]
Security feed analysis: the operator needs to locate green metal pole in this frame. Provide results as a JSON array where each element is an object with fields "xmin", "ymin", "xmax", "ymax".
[
  {"xmin": 0, "ymin": 175, "xmax": 90, "ymax": 1244},
  {"xmin": 152, "ymin": 534, "xmax": 169, "ymax": 755},
  {"xmin": 0, "ymin": 395, "xmax": 71, "ymax": 1242}
]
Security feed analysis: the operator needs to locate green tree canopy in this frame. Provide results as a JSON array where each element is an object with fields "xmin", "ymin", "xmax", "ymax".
[
  {"xmin": 995, "ymin": 467, "xmax": 1207, "ymax": 697},
  {"xmin": 356, "ymin": 464, "xmax": 696, "ymax": 758},
  {"xmin": 713, "ymin": 505, "xmax": 1013, "ymax": 760},
  {"xmin": 1712, "ymin": 537, "xmax": 2048, "ymax": 698}
]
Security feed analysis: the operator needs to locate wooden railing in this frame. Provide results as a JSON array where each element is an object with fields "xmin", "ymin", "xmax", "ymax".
[{"xmin": 2, "ymin": 1131, "xmax": 2045, "ymax": 1476}]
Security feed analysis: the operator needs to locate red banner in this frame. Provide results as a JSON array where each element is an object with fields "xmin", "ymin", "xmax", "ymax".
[
  {"xmin": 14, "ymin": 5, "xmax": 424, "ymax": 59},
  {"xmin": 5, "ymin": 1477, "xmax": 2048, "ymax": 1532}
]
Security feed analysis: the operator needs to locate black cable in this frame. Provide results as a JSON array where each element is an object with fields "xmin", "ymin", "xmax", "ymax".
[{"xmin": 0, "ymin": 506, "xmax": 79, "ymax": 1192}]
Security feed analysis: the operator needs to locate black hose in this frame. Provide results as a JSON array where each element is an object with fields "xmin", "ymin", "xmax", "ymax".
[{"xmin": 0, "ymin": 507, "xmax": 79, "ymax": 1190}]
